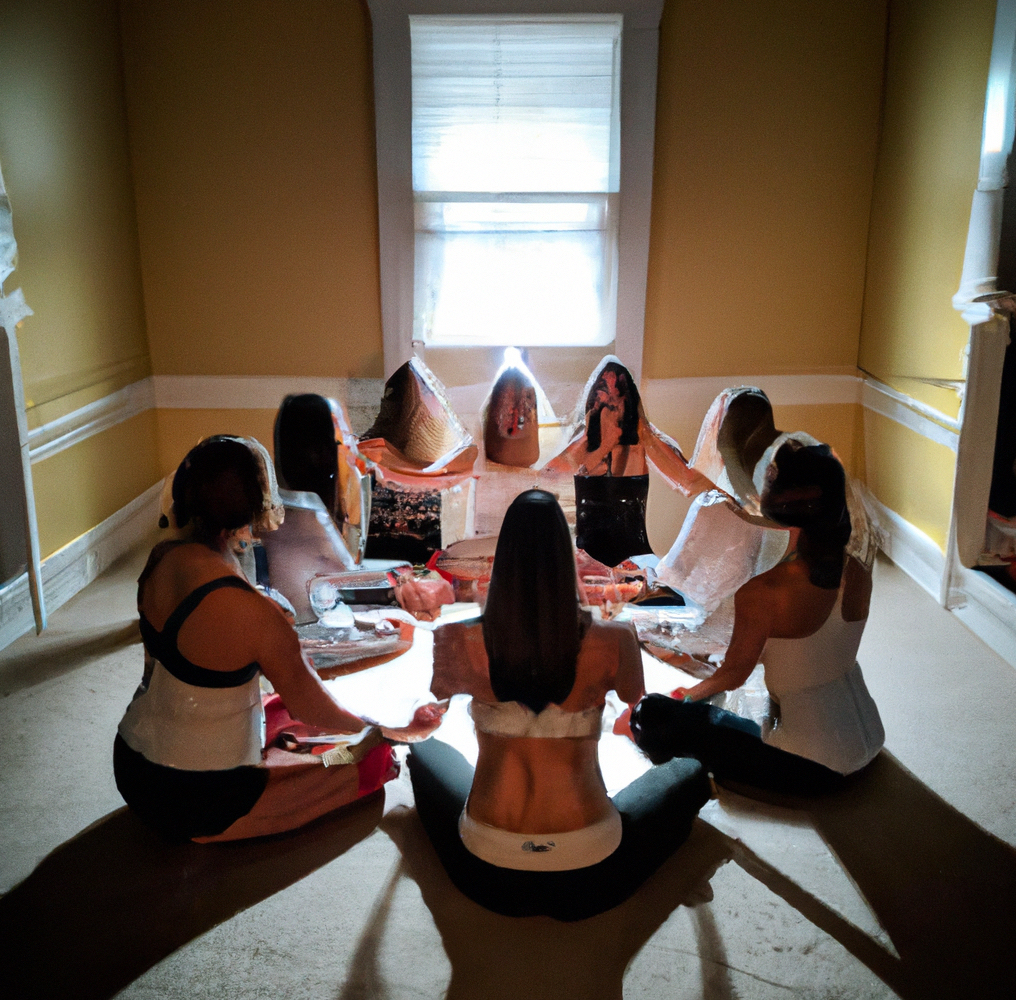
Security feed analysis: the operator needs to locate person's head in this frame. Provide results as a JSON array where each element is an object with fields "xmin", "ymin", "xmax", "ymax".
[
  {"xmin": 171, "ymin": 437, "xmax": 272, "ymax": 547},
  {"xmin": 483, "ymin": 490, "xmax": 581, "ymax": 713},
  {"xmin": 274, "ymin": 394, "xmax": 339, "ymax": 510},
  {"xmin": 761, "ymin": 440, "xmax": 851, "ymax": 588},
  {"xmin": 484, "ymin": 367, "xmax": 539, "ymax": 467},
  {"xmin": 717, "ymin": 389, "xmax": 778, "ymax": 478},
  {"xmin": 584, "ymin": 360, "xmax": 641, "ymax": 450}
]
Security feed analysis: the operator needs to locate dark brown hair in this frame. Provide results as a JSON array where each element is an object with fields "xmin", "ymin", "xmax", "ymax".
[
  {"xmin": 274, "ymin": 394, "xmax": 339, "ymax": 510},
  {"xmin": 171, "ymin": 437, "xmax": 265, "ymax": 543},
  {"xmin": 585, "ymin": 361, "xmax": 641, "ymax": 450},
  {"xmin": 483, "ymin": 490, "xmax": 583, "ymax": 713},
  {"xmin": 763, "ymin": 441, "xmax": 851, "ymax": 589}
]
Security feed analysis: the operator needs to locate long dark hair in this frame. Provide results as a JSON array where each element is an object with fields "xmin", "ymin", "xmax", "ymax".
[
  {"xmin": 171, "ymin": 437, "xmax": 265, "ymax": 544},
  {"xmin": 483, "ymin": 490, "xmax": 583, "ymax": 713},
  {"xmin": 585, "ymin": 361, "xmax": 641, "ymax": 451},
  {"xmin": 274, "ymin": 394, "xmax": 339, "ymax": 510},
  {"xmin": 762, "ymin": 441, "xmax": 851, "ymax": 589}
]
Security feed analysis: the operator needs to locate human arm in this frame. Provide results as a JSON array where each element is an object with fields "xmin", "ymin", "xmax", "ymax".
[
  {"xmin": 639, "ymin": 415, "xmax": 716, "ymax": 498},
  {"xmin": 674, "ymin": 581, "xmax": 769, "ymax": 702},
  {"xmin": 430, "ymin": 621, "xmax": 496, "ymax": 701},
  {"xmin": 612, "ymin": 622, "xmax": 647, "ymax": 707}
]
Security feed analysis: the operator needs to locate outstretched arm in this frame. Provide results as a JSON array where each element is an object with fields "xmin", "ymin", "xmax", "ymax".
[
  {"xmin": 639, "ymin": 415, "xmax": 716, "ymax": 498},
  {"xmin": 675, "ymin": 582, "xmax": 768, "ymax": 701}
]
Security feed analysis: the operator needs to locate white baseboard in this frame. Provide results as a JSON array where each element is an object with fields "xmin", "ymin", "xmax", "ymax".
[
  {"xmin": 861, "ymin": 490, "xmax": 945, "ymax": 601},
  {"xmin": 0, "ymin": 479, "xmax": 163, "ymax": 651},
  {"xmin": 862, "ymin": 489, "xmax": 1016, "ymax": 668},
  {"xmin": 950, "ymin": 565, "xmax": 1016, "ymax": 667}
]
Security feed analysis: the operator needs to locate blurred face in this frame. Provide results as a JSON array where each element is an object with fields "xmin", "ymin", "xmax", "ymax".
[{"xmin": 229, "ymin": 523, "xmax": 256, "ymax": 552}]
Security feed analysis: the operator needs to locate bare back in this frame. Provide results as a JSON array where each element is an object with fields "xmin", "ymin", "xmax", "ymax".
[{"xmin": 432, "ymin": 617, "xmax": 644, "ymax": 833}]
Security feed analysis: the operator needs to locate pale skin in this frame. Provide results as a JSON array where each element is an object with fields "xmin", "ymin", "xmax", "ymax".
[
  {"xmin": 140, "ymin": 526, "xmax": 438, "ymax": 842},
  {"xmin": 651, "ymin": 546, "xmax": 872, "ymax": 703},
  {"xmin": 431, "ymin": 617, "xmax": 645, "ymax": 834}
]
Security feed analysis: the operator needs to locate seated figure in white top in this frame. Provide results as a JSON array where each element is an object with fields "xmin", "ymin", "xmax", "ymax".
[
  {"xmin": 408, "ymin": 489, "xmax": 711, "ymax": 921},
  {"xmin": 632, "ymin": 439, "xmax": 884, "ymax": 797}
]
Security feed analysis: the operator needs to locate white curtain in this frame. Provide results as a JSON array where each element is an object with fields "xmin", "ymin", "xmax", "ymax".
[{"xmin": 410, "ymin": 15, "xmax": 622, "ymax": 347}]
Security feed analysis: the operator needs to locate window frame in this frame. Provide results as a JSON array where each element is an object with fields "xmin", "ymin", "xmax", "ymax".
[{"xmin": 366, "ymin": 0, "xmax": 664, "ymax": 383}]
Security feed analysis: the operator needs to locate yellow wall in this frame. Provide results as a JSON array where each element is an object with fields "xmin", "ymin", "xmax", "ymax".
[
  {"xmin": 31, "ymin": 411, "xmax": 161, "ymax": 558},
  {"xmin": 119, "ymin": 0, "xmax": 384, "ymax": 381},
  {"xmin": 0, "ymin": 0, "xmax": 160, "ymax": 560},
  {"xmin": 0, "ymin": 0, "xmax": 152, "ymax": 428},
  {"xmin": 643, "ymin": 0, "xmax": 887, "ymax": 381},
  {"xmin": 863, "ymin": 411, "xmax": 957, "ymax": 548},
  {"xmin": 155, "ymin": 408, "xmax": 278, "ymax": 480},
  {"xmin": 858, "ymin": 0, "xmax": 997, "ymax": 550},
  {"xmin": 858, "ymin": 0, "xmax": 996, "ymax": 419}
]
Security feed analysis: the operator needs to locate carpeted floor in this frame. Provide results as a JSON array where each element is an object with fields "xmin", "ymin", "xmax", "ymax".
[{"xmin": 1, "ymin": 544, "xmax": 1014, "ymax": 999}]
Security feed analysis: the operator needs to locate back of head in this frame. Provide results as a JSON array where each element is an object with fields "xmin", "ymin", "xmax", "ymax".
[
  {"xmin": 763, "ymin": 441, "xmax": 851, "ymax": 588},
  {"xmin": 171, "ymin": 437, "xmax": 266, "ymax": 542},
  {"xmin": 483, "ymin": 490, "xmax": 581, "ymax": 713},
  {"xmin": 274, "ymin": 394, "xmax": 339, "ymax": 509}
]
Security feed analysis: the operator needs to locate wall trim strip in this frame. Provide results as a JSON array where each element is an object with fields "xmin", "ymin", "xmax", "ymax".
[
  {"xmin": 949, "ymin": 564, "xmax": 1016, "ymax": 668},
  {"xmin": 20, "ymin": 370, "xmax": 970, "ymax": 467},
  {"xmin": 861, "ymin": 377, "xmax": 961, "ymax": 452},
  {"xmin": 151, "ymin": 375, "xmax": 386, "ymax": 410},
  {"xmin": 643, "ymin": 372, "xmax": 863, "ymax": 407},
  {"xmin": 861, "ymin": 489, "xmax": 945, "ymax": 601},
  {"xmin": 0, "ymin": 479, "xmax": 163, "ymax": 651},
  {"xmin": 28, "ymin": 377, "xmax": 156, "ymax": 464}
]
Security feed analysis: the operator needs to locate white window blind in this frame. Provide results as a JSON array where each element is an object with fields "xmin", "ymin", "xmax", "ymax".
[{"xmin": 410, "ymin": 15, "xmax": 622, "ymax": 347}]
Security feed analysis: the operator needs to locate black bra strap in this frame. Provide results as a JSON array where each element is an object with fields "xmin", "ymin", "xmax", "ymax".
[{"xmin": 161, "ymin": 576, "xmax": 254, "ymax": 642}]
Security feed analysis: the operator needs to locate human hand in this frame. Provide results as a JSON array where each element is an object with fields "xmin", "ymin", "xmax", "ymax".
[
  {"xmin": 390, "ymin": 570, "xmax": 455, "ymax": 621},
  {"xmin": 380, "ymin": 699, "xmax": 450, "ymax": 743}
]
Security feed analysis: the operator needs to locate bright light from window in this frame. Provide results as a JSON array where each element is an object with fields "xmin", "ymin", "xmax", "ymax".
[
  {"xmin": 442, "ymin": 202, "xmax": 591, "ymax": 226},
  {"xmin": 410, "ymin": 15, "xmax": 622, "ymax": 348}
]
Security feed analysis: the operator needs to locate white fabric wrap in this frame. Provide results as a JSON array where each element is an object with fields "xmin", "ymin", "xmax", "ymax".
[
  {"xmin": 118, "ymin": 662, "xmax": 265, "ymax": 771},
  {"xmin": 761, "ymin": 591, "xmax": 883, "ymax": 774},
  {"xmin": 459, "ymin": 805, "xmax": 622, "ymax": 871}
]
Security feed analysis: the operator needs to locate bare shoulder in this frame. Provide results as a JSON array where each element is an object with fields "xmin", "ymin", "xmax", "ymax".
[
  {"xmin": 585, "ymin": 617, "xmax": 638, "ymax": 650},
  {"xmin": 432, "ymin": 620, "xmax": 494, "ymax": 700}
]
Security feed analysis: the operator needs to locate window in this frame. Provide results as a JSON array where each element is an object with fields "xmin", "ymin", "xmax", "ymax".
[
  {"xmin": 368, "ymin": 1, "xmax": 664, "ymax": 380},
  {"xmin": 411, "ymin": 15, "xmax": 621, "ymax": 347}
]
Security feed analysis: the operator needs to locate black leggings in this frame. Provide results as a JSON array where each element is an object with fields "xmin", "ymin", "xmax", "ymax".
[
  {"xmin": 630, "ymin": 693, "xmax": 847, "ymax": 797},
  {"xmin": 407, "ymin": 738, "xmax": 710, "ymax": 921}
]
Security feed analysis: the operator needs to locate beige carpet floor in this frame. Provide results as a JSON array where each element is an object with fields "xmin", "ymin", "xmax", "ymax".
[{"xmin": 1, "ymin": 544, "xmax": 1014, "ymax": 999}]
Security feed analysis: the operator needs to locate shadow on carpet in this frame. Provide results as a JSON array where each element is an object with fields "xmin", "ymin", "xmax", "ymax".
[{"xmin": 0, "ymin": 793, "xmax": 384, "ymax": 999}]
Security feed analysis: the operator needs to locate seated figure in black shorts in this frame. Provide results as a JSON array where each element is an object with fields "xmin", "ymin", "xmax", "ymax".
[
  {"xmin": 408, "ymin": 490, "xmax": 710, "ymax": 921},
  {"xmin": 631, "ymin": 440, "xmax": 884, "ymax": 798},
  {"xmin": 114, "ymin": 436, "xmax": 436, "ymax": 842}
]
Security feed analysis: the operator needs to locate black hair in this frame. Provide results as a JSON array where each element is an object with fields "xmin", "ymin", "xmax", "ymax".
[
  {"xmin": 171, "ymin": 437, "xmax": 265, "ymax": 543},
  {"xmin": 762, "ymin": 441, "xmax": 851, "ymax": 589},
  {"xmin": 585, "ymin": 361, "xmax": 641, "ymax": 451},
  {"xmin": 274, "ymin": 394, "xmax": 339, "ymax": 510},
  {"xmin": 483, "ymin": 490, "xmax": 583, "ymax": 713}
]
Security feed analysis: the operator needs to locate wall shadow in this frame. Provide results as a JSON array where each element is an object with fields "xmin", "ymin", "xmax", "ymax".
[
  {"xmin": 801, "ymin": 751, "xmax": 1016, "ymax": 999},
  {"xmin": 380, "ymin": 808, "xmax": 733, "ymax": 1000},
  {"xmin": 1, "ymin": 793, "xmax": 384, "ymax": 1000}
]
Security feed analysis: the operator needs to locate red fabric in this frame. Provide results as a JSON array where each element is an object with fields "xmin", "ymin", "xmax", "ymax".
[{"xmin": 357, "ymin": 743, "xmax": 395, "ymax": 796}]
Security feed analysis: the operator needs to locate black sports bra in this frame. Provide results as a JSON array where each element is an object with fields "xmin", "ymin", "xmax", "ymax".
[{"xmin": 139, "ymin": 571, "xmax": 261, "ymax": 689}]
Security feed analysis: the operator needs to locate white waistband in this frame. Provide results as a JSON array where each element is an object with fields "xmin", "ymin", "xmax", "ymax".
[{"xmin": 458, "ymin": 805, "xmax": 622, "ymax": 871}]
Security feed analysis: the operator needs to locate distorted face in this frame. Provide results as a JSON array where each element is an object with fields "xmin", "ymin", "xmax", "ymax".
[
  {"xmin": 492, "ymin": 379, "xmax": 536, "ymax": 439},
  {"xmin": 229, "ymin": 523, "xmax": 256, "ymax": 552},
  {"xmin": 485, "ymin": 371, "xmax": 540, "ymax": 467}
]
